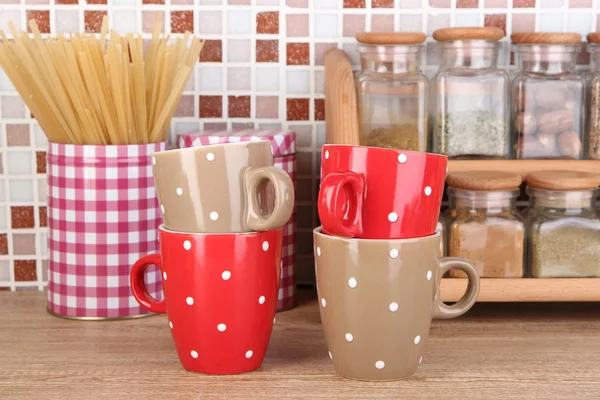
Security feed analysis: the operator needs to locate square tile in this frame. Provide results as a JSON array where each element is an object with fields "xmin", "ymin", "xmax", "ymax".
[
  {"xmin": 289, "ymin": 125, "xmax": 313, "ymax": 147},
  {"xmin": 36, "ymin": 152, "xmax": 46, "ymax": 174},
  {"xmin": 11, "ymin": 206, "xmax": 35, "ymax": 229},
  {"xmin": 455, "ymin": 13, "xmax": 480, "ymax": 27},
  {"xmin": 314, "ymin": 0, "xmax": 338, "ymax": 8},
  {"xmin": 142, "ymin": 11, "xmax": 163, "ymax": 33},
  {"xmin": 541, "ymin": 0, "xmax": 563, "ymax": 7},
  {"xmin": 228, "ymin": 10, "xmax": 251, "ymax": 35},
  {"xmin": 26, "ymin": 10, "xmax": 50, "ymax": 33},
  {"xmin": 570, "ymin": 0, "xmax": 592, "ymax": 6},
  {"xmin": 257, "ymin": 0, "xmax": 278, "ymax": 4},
  {"xmin": 0, "ymin": 11, "xmax": 21, "ymax": 32},
  {"xmin": 199, "ymin": 11, "xmax": 223, "ymax": 35},
  {"xmin": 256, "ymin": 40, "xmax": 279, "ymax": 63},
  {"xmin": 258, "ymin": 123, "xmax": 282, "ymax": 130},
  {"xmin": 204, "ymin": 123, "xmax": 228, "ymax": 130},
  {"xmin": 399, "ymin": 14, "xmax": 423, "ymax": 32},
  {"xmin": 112, "ymin": 11, "xmax": 137, "ymax": 33},
  {"xmin": 228, "ymin": 67, "xmax": 251, "ymax": 90},
  {"xmin": 0, "ymin": 207, "xmax": 6, "ymax": 230},
  {"xmin": 200, "ymin": 40, "xmax": 223, "ymax": 62},
  {"xmin": 539, "ymin": 13, "xmax": 563, "ymax": 32},
  {"xmin": 229, "ymin": 0, "xmax": 250, "ymax": 4},
  {"xmin": 257, "ymin": 11, "xmax": 279, "ymax": 34},
  {"xmin": 14, "ymin": 260, "xmax": 36, "ymax": 282},
  {"xmin": 7, "ymin": 151, "xmax": 32, "ymax": 175},
  {"xmin": 175, "ymin": 96, "xmax": 195, "ymax": 117},
  {"xmin": 6, "ymin": 125, "xmax": 30, "ymax": 147},
  {"xmin": 371, "ymin": 15, "xmax": 395, "ymax": 33},
  {"xmin": 372, "ymin": 0, "xmax": 394, "ymax": 6},
  {"xmin": 430, "ymin": 0, "xmax": 451, "ymax": 6},
  {"xmin": 171, "ymin": 11, "xmax": 194, "ymax": 33},
  {"xmin": 287, "ymin": 70, "xmax": 310, "ymax": 94},
  {"xmin": 1, "ymin": 96, "xmax": 25, "ymax": 118},
  {"xmin": 287, "ymin": 99, "xmax": 310, "ymax": 121},
  {"xmin": 0, "ymin": 234, "xmax": 7, "ymax": 255},
  {"xmin": 287, "ymin": 43, "xmax": 310, "ymax": 65},
  {"xmin": 84, "ymin": 11, "xmax": 107, "ymax": 33},
  {"xmin": 174, "ymin": 122, "xmax": 200, "ymax": 134},
  {"xmin": 12, "ymin": 234, "xmax": 35, "ymax": 256},
  {"xmin": 314, "ymin": 71, "xmax": 325, "ymax": 94},
  {"xmin": 315, "ymin": 14, "xmax": 338, "ymax": 38},
  {"xmin": 428, "ymin": 14, "xmax": 451, "ymax": 35},
  {"xmin": 39, "ymin": 207, "xmax": 47, "ymax": 227},
  {"xmin": 343, "ymin": 15, "xmax": 365, "ymax": 38},
  {"xmin": 255, "ymin": 67, "xmax": 280, "ymax": 91},
  {"xmin": 512, "ymin": 14, "xmax": 536, "ymax": 32},
  {"xmin": 568, "ymin": 13, "xmax": 592, "ymax": 37},
  {"xmin": 287, "ymin": 14, "xmax": 309, "ymax": 37},
  {"xmin": 485, "ymin": 0, "xmax": 507, "ymax": 5},
  {"xmin": 199, "ymin": 96, "xmax": 223, "ymax": 118},
  {"xmin": 228, "ymin": 39, "xmax": 251, "ymax": 63},
  {"xmin": 228, "ymin": 96, "xmax": 251, "ymax": 118},
  {"xmin": 142, "ymin": 0, "xmax": 164, "ymax": 3},
  {"xmin": 342, "ymin": 43, "xmax": 361, "ymax": 66},
  {"xmin": 314, "ymin": 99, "xmax": 325, "ymax": 121},
  {"xmin": 514, "ymin": 0, "xmax": 536, "ymax": 6},
  {"xmin": 10, "ymin": 180, "xmax": 33, "ymax": 202},
  {"xmin": 457, "ymin": 0, "xmax": 479, "ymax": 6},
  {"xmin": 256, "ymin": 96, "xmax": 279, "ymax": 119},
  {"xmin": 232, "ymin": 123, "xmax": 255, "ymax": 129},
  {"xmin": 199, "ymin": 66, "xmax": 223, "ymax": 91},
  {"xmin": 37, "ymin": 178, "xmax": 47, "ymax": 202},
  {"xmin": 315, "ymin": 43, "xmax": 338, "ymax": 65},
  {"xmin": 343, "ymin": 0, "xmax": 365, "ymax": 7},
  {"xmin": 199, "ymin": 0, "xmax": 223, "ymax": 3},
  {"xmin": 484, "ymin": 14, "xmax": 507, "ymax": 34},
  {"xmin": 400, "ymin": 0, "xmax": 423, "ymax": 6},
  {"xmin": 287, "ymin": 0, "xmax": 308, "ymax": 6}
]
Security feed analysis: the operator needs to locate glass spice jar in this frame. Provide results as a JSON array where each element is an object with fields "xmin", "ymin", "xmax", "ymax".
[
  {"xmin": 586, "ymin": 33, "xmax": 600, "ymax": 159},
  {"xmin": 437, "ymin": 217, "xmax": 445, "ymax": 257},
  {"xmin": 445, "ymin": 171, "xmax": 526, "ymax": 278},
  {"xmin": 525, "ymin": 171, "xmax": 600, "ymax": 278},
  {"xmin": 355, "ymin": 32, "xmax": 429, "ymax": 151},
  {"xmin": 511, "ymin": 33, "xmax": 585, "ymax": 159},
  {"xmin": 432, "ymin": 27, "xmax": 509, "ymax": 159}
]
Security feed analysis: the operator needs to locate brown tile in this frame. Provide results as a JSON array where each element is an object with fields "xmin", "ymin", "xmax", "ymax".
[
  {"xmin": 0, "ymin": 287, "xmax": 9, "ymax": 291},
  {"xmin": 204, "ymin": 122, "xmax": 228, "ymax": 130},
  {"xmin": 484, "ymin": 14, "xmax": 506, "ymax": 35},
  {"xmin": 344, "ymin": 0, "xmax": 365, "ymax": 7},
  {"xmin": 175, "ymin": 95, "xmax": 195, "ymax": 117},
  {"xmin": 11, "ymin": 206, "xmax": 35, "ymax": 229},
  {"xmin": 6, "ymin": 124, "xmax": 30, "ymax": 146},
  {"xmin": 315, "ymin": 99, "xmax": 325, "ymax": 121},
  {"xmin": 36, "ymin": 151, "xmax": 46, "ymax": 174},
  {"xmin": 56, "ymin": 0, "xmax": 78, "ymax": 4},
  {"xmin": 142, "ymin": 0, "xmax": 164, "ymax": 3},
  {"xmin": 457, "ymin": 0, "xmax": 479, "ymax": 7},
  {"xmin": 199, "ymin": 96, "xmax": 223, "ymax": 118},
  {"xmin": 0, "ymin": 234, "xmax": 7, "ymax": 255},
  {"xmin": 171, "ymin": 10, "xmax": 193, "ymax": 33},
  {"xmin": 287, "ymin": 43, "xmax": 309, "ymax": 65},
  {"xmin": 513, "ymin": 0, "xmax": 535, "ymax": 7},
  {"xmin": 228, "ymin": 96, "xmax": 251, "ymax": 118},
  {"xmin": 287, "ymin": 98, "xmax": 310, "ymax": 121},
  {"xmin": 232, "ymin": 122, "xmax": 255, "ymax": 130},
  {"xmin": 39, "ymin": 207, "xmax": 47, "ymax": 228},
  {"xmin": 372, "ymin": 0, "xmax": 394, "ymax": 6},
  {"xmin": 257, "ymin": 11, "xmax": 279, "ymax": 34},
  {"xmin": 84, "ymin": 11, "xmax": 107, "ymax": 33},
  {"xmin": 200, "ymin": 40, "xmax": 223, "ymax": 62},
  {"xmin": 13, "ymin": 234, "xmax": 35, "ymax": 256},
  {"xmin": 14, "ymin": 260, "xmax": 37, "ymax": 282},
  {"xmin": 256, "ymin": 40, "xmax": 279, "ymax": 63},
  {"xmin": 26, "ymin": 11, "xmax": 50, "ymax": 33},
  {"xmin": 86, "ymin": 0, "xmax": 107, "ymax": 4}
]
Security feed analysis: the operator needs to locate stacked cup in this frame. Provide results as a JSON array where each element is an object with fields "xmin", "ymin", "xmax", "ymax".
[
  {"xmin": 129, "ymin": 141, "xmax": 295, "ymax": 374},
  {"xmin": 315, "ymin": 145, "xmax": 481, "ymax": 381}
]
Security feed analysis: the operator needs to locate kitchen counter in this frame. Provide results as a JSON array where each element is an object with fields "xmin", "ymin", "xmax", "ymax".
[{"xmin": 1, "ymin": 290, "xmax": 600, "ymax": 400}]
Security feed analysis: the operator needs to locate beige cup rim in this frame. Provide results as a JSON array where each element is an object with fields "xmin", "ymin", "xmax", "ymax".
[
  {"xmin": 152, "ymin": 139, "xmax": 272, "ymax": 157},
  {"xmin": 159, "ymin": 224, "xmax": 280, "ymax": 238},
  {"xmin": 313, "ymin": 227, "xmax": 441, "ymax": 244}
]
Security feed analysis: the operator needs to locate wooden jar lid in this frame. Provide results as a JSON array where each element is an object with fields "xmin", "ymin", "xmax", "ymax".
[
  {"xmin": 447, "ymin": 171, "xmax": 522, "ymax": 191},
  {"xmin": 356, "ymin": 32, "xmax": 426, "ymax": 45},
  {"xmin": 587, "ymin": 33, "xmax": 600, "ymax": 43},
  {"xmin": 511, "ymin": 32, "xmax": 582, "ymax": 45},
  {"xmin": 433, "ymin": 27, "xmax": 504, "ymax": 42},
  {"xmin": 526, "ymin": 170, "xmax": 600, "ymax": 190}
]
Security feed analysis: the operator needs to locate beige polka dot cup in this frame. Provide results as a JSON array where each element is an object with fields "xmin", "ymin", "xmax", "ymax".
[
  {"xmin": 313, "ymin": 228, "xmax": 480, "ymax": 381},
  {"xmin": 152, "ymin": 140, "xmax": 294, "ymax": 233}
]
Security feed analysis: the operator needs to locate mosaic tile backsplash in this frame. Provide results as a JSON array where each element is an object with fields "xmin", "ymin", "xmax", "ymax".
[{"xmin": 0, "ymin": 0, "xmax": 598, "ymax": 290}]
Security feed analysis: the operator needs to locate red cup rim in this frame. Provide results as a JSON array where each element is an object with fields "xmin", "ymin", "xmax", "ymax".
[{"xmin": 322, "ymin": 144, "xmax": 448, "ymax": 160}]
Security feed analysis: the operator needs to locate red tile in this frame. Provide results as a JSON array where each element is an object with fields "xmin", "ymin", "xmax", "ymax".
[
  {"xmin": 14, "ymin": 260, "xmax": 37, "ymax": 282},
  {"xmin": 171, "ymin": 11, "xmax": 193, "ymax": 33},
  {"xmin": 315, "ymin": 99, "xmax": 325, "ymax": 121},
  {"xmin": 39, "ymin": 207, "xmax": 47, "ymax": 228},
  {"xmin": 257, "ymin": 11, "xmax": 279, "ymax": 34},
  {"xmin": 256, "ymin": 40, "xmax": 279, "ymax": 62},
  {"xmin": 6, "ymin": 124, "xmax": 30, "ymax": 146},
  {"xmin": 199, "ymin": 96, "xmax": 223, "ymax": 118},
  {"xmin": 228, "ymin": 96, "xmax": 251, "ymax": 118},
  {"xmin": 287, "ymin": 43, "xmax": 309, "ymax": 65},
  {"xmin": 86, "ymin": 0, "xmax": 107, "ymax": 4},
  {"xmin": 36, "ymin": 152, "xmax": 46, "ymax": 174},
  {"xmin": 457, "ymin": 0, "xmax": 479, "ymax": 7},
  {"xmin": 287, "ymin": 99, "xmax": 310, "ymax": 121},
  {"xmin": 344, "ymin": 0, "xmax": 365, "ymax": 7},
  {"xmin": 142, "ymin": 0, "xmax": 164, "ymax": 4},
  {"xmin": 200, "ymin": 40, "xmax": 223, "ymax": 62},
  {"xmin": 513, "ymin": 0, "xmax": 535, "ymax": 7},
  {"xmin": 484, "ymin": 14, "xmax": 506, "ymax": 35},
  {"xmin": 0, "ymin": 234, "xmax": 7, "ymax": 255},
  {"xmin": 26, "ymin": 10, "xmax": 50, "ymax": 33},
  {"xmin": 372, "ymin": 0, "xmax": 394, "ymax": 6},
  {"xmin": 56, "ymin": 0, "xmax": 78, "ymax": 4},
  {"xmin": 84, "ymin": 11, "xmax": 107, "ymax": 33},
  {"xmin": 12, "ymin": 207, "xmax": 35, "ymax": 229}
]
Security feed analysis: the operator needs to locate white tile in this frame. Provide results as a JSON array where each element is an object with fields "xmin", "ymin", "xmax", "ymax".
[
  {"xmin": 227, "ymin": 11, "xmax": 251, "ymax": 35},
  {"xmin": 7, "ymin": 151, "xmax": 32, "ymax": 175},
  {"xmin": 34, "ymin": 124, "xmax": 47, "ymax": 148},
  {"xmin": 0, "ymin": 207, "xmax": 5, "ymax": 230},
  {"xmin": 315, "ymin": 14, "xmax": 338, "ymax": 38},
  {"xmin": 314, "ymin": 0, "xmax": 338, "ymax": 9},
  {"xmin": 175, "ymin": 122, "xmax": 201, "ymax": 134},
  {"xmin": 287, "ymin": 70, "xmax": 310, "ymax": 94},
  {"xmin": 539, "ymin": 14, "xmax": 563, "ymax": 33},
  {"xmin": 259, "ymin": 123, "xmax": 282, "ymax": 130},
  {"xmin": 0, "ymin": 182, "xmax": 4, "ymax": 202},
  {"xmin": 198, "ymin": 66, "xmax": 223, "ymax": 91},
  {"xmin": 228, "ymin": 67, "xmax": 251, "ymax": 90},
  {"xmin": 400, "ymin": 0, "xmax": 423, "ymax": 7},
  {"xmin": 55, "ymin": 10, "xmax": 79, "ymax": 35},
  {"xmin": 0, "ymin": 70, "xmax": 15, "ymax": 92},
  {"xmin": 399, "ymin": 14, "xmax": 422, "ymax": 33},
  {"xmin": 314, "ymin": 71, "xmax": 325, "ymax": 94},
  {"xmin": 0, "ymin": 260, "xmax": 9, "ymax": 281},
  {"xmin": 541, "ymin": 0, "xmax": 564, "ymax": 7},
  {"xmin": 342, "ymin": 43, "xmax": 360, "ymax": 67},
  {"xmin": 568, "ymin": 14, "xmax": 592, "ymax": 38},
  {"xmin": 37, "ymin": 178, "xmax": 47, "ymax": 203},
  {"xmin": 113, "ymin": 0, "xmax": 136, "ymax": 4},
  {"xmin": 40, "ymin": 233, "xmax": 48, "ymax": 256},
  {"xmin": 199, "ymin": 0, "xmax": 223, "ymax": 4},
  {"xmin": 0, "ymin": 10, "xmax": 21, "ymax": 32},
  {"xmin": 256, "ymin": 67, "xmax": 280, "ymax": 91},
  {"xmin": 455, "ymin": 13, "xmax": 480, "ymax": 28},
  {"xmin": 112, "ymin": 11, "xmax": 137, "ymax": 34},
  {"xmin": 228, "ymin": 39, "xmax": 251, "ymax": 62},
  {"xmin": 10, "ymin": 179, "xmax": 33, "ymax": 202},
  {"xmin": 199, "ymin": 11, "xmax": 223, "ymax": 35}
]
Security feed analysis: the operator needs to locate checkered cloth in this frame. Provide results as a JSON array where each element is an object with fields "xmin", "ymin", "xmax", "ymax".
[
  {"xmin": 47, "ymin": 142, "xmax": 166, "ymax": 319},
  {"xmin": 178, "ymin": 131, "xmax": 297, "ymax": 310}
]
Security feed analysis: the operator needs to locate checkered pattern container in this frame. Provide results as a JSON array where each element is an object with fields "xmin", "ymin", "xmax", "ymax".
[
  {"xmin": 178, "ymin": 130, "xmax": 296, "ymax": 311},
  {"xmin": 46, "ymin": 142, "xmax": 166, "ymax": 319}
]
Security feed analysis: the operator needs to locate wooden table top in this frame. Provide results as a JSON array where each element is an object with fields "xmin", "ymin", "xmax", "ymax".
[{"xmin": 1, "ymin": 290, "xmax": 600, "ymax": 399}]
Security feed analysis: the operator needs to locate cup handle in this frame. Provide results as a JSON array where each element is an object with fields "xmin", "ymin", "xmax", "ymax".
[
  {"xmin": 130, "ymin": 254, "xmax": 167, "ymax": 314},
  {"xmin": 317, "ymin": 172, "xmax": 364, "ymax": 238},
  {"xmin": 432, "ymin": 257, "xmax": 480, "ymax": 320},
  {"xmin": 245, "ymin": 166, "xmax": 295, "ymax": 231}
]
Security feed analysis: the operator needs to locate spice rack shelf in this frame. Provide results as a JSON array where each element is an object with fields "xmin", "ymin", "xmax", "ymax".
[
  {"xmin": 441, "ymin": 278, "xmax": 600, "ymax": 302},
  {"xmin": 448, "ymin": 159, "xmax": 600, "ymax": 178}
]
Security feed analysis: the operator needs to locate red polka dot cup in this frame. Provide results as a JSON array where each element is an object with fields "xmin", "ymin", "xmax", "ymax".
[
  {"xmin": 319, "ymin": 145, "xmax": 448, "ymax": 239},
  {"xmin": 130, "ymin": 225, "xmax": 282, "ymax": 375}
]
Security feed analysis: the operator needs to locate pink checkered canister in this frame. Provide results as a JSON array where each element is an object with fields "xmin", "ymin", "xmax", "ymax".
[
  {"xmin": 47, "ymin": 142, "xmax": 166, "ymax": 319},
  {"xmin": 178, "ymin": 130, "xmax": 296, "ymax": 310}
]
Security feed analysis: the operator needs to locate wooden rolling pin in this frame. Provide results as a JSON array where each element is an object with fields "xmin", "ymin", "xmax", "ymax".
[{"xmin": 324, "ymin": 49, "xmax": 360, "ymax": 145}]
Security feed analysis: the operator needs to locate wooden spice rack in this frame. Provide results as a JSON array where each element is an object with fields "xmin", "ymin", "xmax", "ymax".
[{"xmin": 444, "ymin": 159, "xmax": 600, "ymax": 302}]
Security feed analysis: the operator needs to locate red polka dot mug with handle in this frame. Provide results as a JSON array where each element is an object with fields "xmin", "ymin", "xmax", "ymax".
[
  {"xmin": 130, "ymin": 225, "xmax": 282, "ymax": 375},
  {"xmin": 318, "ymin": 145, "xmax": 448, "ymax": 239}
]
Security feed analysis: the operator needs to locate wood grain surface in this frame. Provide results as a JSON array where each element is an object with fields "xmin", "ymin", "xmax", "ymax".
[
  {"xmin": 1, "ymin": 290, "xmax": 600, "ymax": 400},
  {"xmin": 448, "ymin": 159, "xmax": 600, "ymax": 179}
]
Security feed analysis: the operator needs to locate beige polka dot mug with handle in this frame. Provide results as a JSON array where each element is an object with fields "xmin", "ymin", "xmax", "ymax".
[
  {"xmin": 152, "ymin": 140, "xmax": 295, "ymax": 233},
  {"xmin": 313, "ymin": 228, "xmax": 480, "ymax": 381}
]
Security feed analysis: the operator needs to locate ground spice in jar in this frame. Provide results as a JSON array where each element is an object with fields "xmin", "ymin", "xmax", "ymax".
[
  {"xmin": 363, "ymin": 124, "xmax": 423, "ymax": 151},
  {"xmin": 589, "ymin": 81, "xmax": 600, "ymax": 159}
]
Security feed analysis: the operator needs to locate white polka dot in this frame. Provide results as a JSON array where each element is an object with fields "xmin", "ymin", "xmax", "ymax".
[
  {"xmin": 398, "ymin": 153, "xmax": 407, "ymax": 164},
  {"xmin": 317, "ymin": 247, "xmax": 321, "ymax": 256},
  {"xmin": 424, "ymin": 186, "xmax": 432, "ymax": 196},
  {"xmin": 160, "ymin": 205, "xmax": 165, "ymax": 214},
  {"xmin": 210, "ymin": 211, "xmax": 219, "ymax": 221},
  {"xmin": 388, "ymin": 212, "xmax": 398, "ymax": 223},
  {"xmin": 348, "ymin": 277, "xmax": 357, "ymax": 288},
  {"xmin": 206, "ymin": 152, "xmax": 215, "ymax": 161},
  {"xmin": 427, "ymin": 270, "xmax": 432, "ymax": 281},
  {"xmin": 217, "ymin": 323, "xmax": 227, "ymax": 332},
  {"xmin": 389, "ymin": 302, "xmax": 399, "ymax": 312},
  {"xmin": 245, "ymin": 350, "xmax": 253, "ymax": 358},
  {"xmin": 152, "ymin": 156, "xmax": 156, "ymax": 165},
  {"xmin": 375, "ymin": 361, "xmax": 385, "ymax": 369},
  {"xmin": 345, "ymin": 333, "xmax": 354, "ymax": 342},
  {"xmin": 414, "ymin": 336, "xmax": 421, "ymax": 344},
  {"xmin": 419, "ymin": 356, "xmax": 423, "ymax": 364},
  {"xmin": 176, "ymin": 187, "xmax": 183, "ymax": 196},
  {"xmin": 186, "ymin": 297, "xmax": 194, "ymax": 305},
  {"xmin": 259, "ymin": 296, "xmax": 266, "ymax": 304},
  {"xmin": 163, "ymin": 271, "xmax": 167, "ymax": 280},
  {"xmin": 222, "ymin": 271, "xmax": 231, "ymax": 280},
  {"xmin": 389, "ymin": 249, "xmax": 399, "ymax": 259},
  {"xmin": 190, "ymin": 350, "xmax": 198, "ymax": 358},
  {"xmin": 328, "ymin": 351, "xmax": 332, "ymax": 360},
  {"xmin": 321, "ymin": 298, "xmax": 326, "ymax": 307},
  {"xmin": 273, "ymin": 317, "xmax": 276, "ymax": 324},
  {"xmin": 169, "ymin": 321, "xmax": 173, "ymax": 329},
  {"xmin": 446, "ymin": 165, "xmax": 449, "ymax": 174},
  {"xmin": 262, "ymin": 241, "xmax": 269, "ymax": 251},
  {"xmin": 325, "ymin": 150, "xmax": 330, "ymax": 159},
  {"xmin": 183, "ymin": 240, "xmax": 192, "ymax": 250}
]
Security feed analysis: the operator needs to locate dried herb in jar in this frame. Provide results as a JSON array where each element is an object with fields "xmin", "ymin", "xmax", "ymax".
[
  {"xmin": 363, "ymin": 124, "xmax": 424, "ymax": 151},
  {"xmin": 437, "ymin": 110, "xmax": 508, "ymax": 159},
  {"xmin": 589, "ymin": 81, "xmax": 600, "ymax": 159}
]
